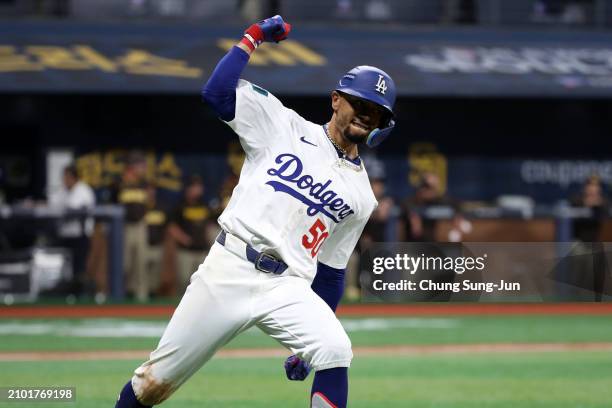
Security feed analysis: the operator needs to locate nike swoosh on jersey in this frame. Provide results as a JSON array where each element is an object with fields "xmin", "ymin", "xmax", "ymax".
[{"xmin": 299, "ymin": 136, "xmax": 317, "ymax": 147}]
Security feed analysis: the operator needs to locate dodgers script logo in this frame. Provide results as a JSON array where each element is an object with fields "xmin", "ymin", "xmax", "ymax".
[{"xmin": 266, "ymin": 153, "xmax": 354, "ymax": 223}]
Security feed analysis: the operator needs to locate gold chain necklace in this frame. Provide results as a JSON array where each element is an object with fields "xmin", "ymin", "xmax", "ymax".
[
  {"xmin": 323, "ymin": 123, "xmax": 348, "ymax": 157},
  {"xmin": 323, "ymin": 123, "xmax": 363, "ymax": 172}
]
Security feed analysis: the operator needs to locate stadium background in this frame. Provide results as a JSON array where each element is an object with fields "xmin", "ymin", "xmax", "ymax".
[{"xmin": 1, "ymin": 1, "xmax": 612, "ymax": 407}]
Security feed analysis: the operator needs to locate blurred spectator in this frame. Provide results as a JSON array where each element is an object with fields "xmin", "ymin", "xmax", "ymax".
[
  {"xmin": 568, "ymin": 175, "xmax": 609, "ymax": 300},
  {"xmin": 561, "ymin": 1, "xmax": 589, "ymax": 24},
  {"xmin": 128, "ymin": 0, "xmax": 148, "ymax": 16},
  {"xmin": 168, "ymin": 175, "xmax": 214, "ymax": 293},
  {"xmin": 532, "ymin": 0, "xmax": 591, "ymax": 24},
  {"xmin": 571, "ymin": 175, "xmax": 609, "ymax": 243},
  {"xmin": 117, "ymin": 151, "xmax": 149, "ymax": 302},
  {"xmin": 143, "ymin": 183, "xmax": 168, "ymax": 298},
  {"xmin": 398, "ymin": 172, "xmax": 455, "ymax": 242},
  {"xmin": 34, "ymin": 0, "xmax": 70, "ymax": 17},
  {"xmin": 216, "ymin": 174, "xmax": 239, "ymax": 213},
  {"xmin": 210, "ymin": 141, "xmax": 246, "ymax": 215},
  {"xmin": 442, "ymin": 0, "xmax": 477, "ymax": 24},
  {"xmin": 336, "ymin": 0, "xmax": 355, "ymax": 18},
  {"xmin": 365, "ymin": 0, "xmax": 392, "ymax": 21},
  {"xmin": 447, "ymin": 212, "xmax": 472, "ymax": 242},
  {"xmin": 348, "ymin": 176, "xmax": 394, "ymax": 300},
  {"xmin": 361, "ymin": 178, "xmax": 393, "ymax": 249},
  {"xmin": 238, "ymin": 0, "xmax": 280, "ymax": 21},
  {"xmin": 49, "ymin": 164, "xmax": 95, "ymax": 296},
  {"xmin": 156, "ymin": 0, "xmax": 186, "ymax": 17}
]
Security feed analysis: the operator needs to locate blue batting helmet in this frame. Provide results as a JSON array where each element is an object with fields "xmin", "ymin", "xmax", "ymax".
[{"xmin": 335, "ymin": 65, "xmax": 396, "ymax": 147}]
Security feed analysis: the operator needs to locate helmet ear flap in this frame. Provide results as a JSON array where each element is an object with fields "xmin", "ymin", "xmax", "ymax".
[
  {"xmin": 366, "ymin": 128, "xmax": 381, "ymax": 147},
  {"xmin": 366, "ymin": 119, "xmax": 395, "ymax": 148}
]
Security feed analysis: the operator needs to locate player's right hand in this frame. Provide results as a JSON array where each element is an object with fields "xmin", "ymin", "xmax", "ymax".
[
  {"xmin": 244, "ymin": 15, "xmax": 291, "ymax": 48},
  {"xmin": 258, "ymin": 15, "xmax": 291, "ymax": 42},
  {"xmin": 284, "ymin": 354, "xmax": 311, "ymax": 381}
]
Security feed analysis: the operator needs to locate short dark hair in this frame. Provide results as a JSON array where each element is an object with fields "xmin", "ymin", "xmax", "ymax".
[
  {"xmin": 127, "ymin": 151, "xmax": 146, "ymax": 166},
  {"xmin": 64, "ymin": 164, "xmax": 78, "ymax": 179},
  {"xmin": 187, "ymin": 174, "xmax": 203, "ymax": 187}
]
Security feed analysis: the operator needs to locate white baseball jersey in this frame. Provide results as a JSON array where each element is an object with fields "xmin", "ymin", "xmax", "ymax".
[
  {"xmin": 219, "ymin": 79, "xmax": 378, "ymax": 280},
  {"xmin": 129, "ymin": 79, "xmax": 367, "ymax": 405},
  {"xmin": 49, "ymin": 181, "xmax": 96, "ymax": 238}
]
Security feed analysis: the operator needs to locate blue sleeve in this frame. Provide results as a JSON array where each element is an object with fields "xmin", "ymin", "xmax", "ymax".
[
  {"xmin": 201, "ymin": 46, "xmax": 250, "ymax": 122},
  {"xmin": 311, "ymin": 262, "xmax": 345, "ymax": 312}
]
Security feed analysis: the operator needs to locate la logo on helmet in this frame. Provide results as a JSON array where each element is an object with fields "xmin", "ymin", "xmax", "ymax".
[{"xmin": 375, "ymin": 74, "xmax": 387, "ymax": 94}]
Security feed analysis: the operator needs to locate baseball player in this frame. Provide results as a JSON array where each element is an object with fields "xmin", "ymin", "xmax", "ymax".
[{"xmin": 114, "ymin": 15, "xmax": 396, "ymax": 408}]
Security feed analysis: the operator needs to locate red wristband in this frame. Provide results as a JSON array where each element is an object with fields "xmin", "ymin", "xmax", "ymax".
[
  {"xmin": 240, "ymin": 35, "xmax": 256, "ymax": 52},
  {"xmin": 242, "ymin": 23, "xmax": 264, "ymax": 50}
]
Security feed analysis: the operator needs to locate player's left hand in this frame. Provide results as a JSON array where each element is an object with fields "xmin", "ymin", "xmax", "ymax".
[{"xmin": 284, "ymin": 354, "xmax": 311, "ymax": 381}]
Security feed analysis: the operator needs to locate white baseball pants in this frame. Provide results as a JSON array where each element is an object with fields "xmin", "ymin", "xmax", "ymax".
[{"xmin": 130, "ymin": 241, "xmax": 352, "ymax": 405}]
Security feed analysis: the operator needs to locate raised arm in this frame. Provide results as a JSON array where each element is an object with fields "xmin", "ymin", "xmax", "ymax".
[{"xmin": 201, "ymin": 15, "xmax": 291, "ymax": 121}]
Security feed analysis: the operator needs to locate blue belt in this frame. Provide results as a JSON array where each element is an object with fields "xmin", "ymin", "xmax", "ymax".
[{"xmin": 216, "ymin": 230, "xmax": 288, "ymax": 275}]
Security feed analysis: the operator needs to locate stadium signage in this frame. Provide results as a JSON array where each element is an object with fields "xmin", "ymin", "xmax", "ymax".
[
  {"xmin": 0, "ymin": 45, "xmax": 201, "ymax": 78},
  {"xmin": 405, "ymin": 46, "xmax": 612, "ymax": 76},
  {"xmin": 521, "ymin": 160, "xmax": 612, "ymax": 188}
]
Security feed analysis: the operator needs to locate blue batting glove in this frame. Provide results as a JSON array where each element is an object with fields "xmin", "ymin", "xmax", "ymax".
[
  {"xmin": 256, "ymin": 15, "xmax": 291, "ymax": 43},
  {"xmin": 284, "ymin": 354, "xmax": 311, "ymax": 381}
]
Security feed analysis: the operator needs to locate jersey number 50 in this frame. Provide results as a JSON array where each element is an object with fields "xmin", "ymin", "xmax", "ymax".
[{"xmin": 302, "ymin": 219, "xmax": 329, "ymax": 258}]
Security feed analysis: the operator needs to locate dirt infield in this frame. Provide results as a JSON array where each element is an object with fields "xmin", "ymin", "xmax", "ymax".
[
  {"xmin": 2, "ymin": 342, "xmax": 612, "ymax": 362},
  {"xmin": 2, "ymin": 303, "xmax": 612, "ymax": 319}
]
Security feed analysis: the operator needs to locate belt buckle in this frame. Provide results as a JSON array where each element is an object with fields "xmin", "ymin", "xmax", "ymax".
[{"xmin": 255, "ymin": 252, "xmax": 278, "ymax": 274}]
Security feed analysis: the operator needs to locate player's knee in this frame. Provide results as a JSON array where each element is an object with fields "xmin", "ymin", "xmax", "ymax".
[
  {"xmin": 132, "ymin": 366, "xmax": 177, "ymax": 406},
  {"xmin": 311, "ymin": 334, "xmax": 353, "ymax": 370}
]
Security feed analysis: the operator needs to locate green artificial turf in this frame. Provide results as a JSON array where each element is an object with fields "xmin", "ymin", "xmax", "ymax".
[
  {"xmin": 2, "ymin": 314, "xmax": 612, "ymax": 407},
  {"xmin": 1, "ymin": 315, "xmax": 612, "ymax": 352},
  {"xmin": 1, "ymin": 352, "xmax": 611, "ymax": 408}
]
